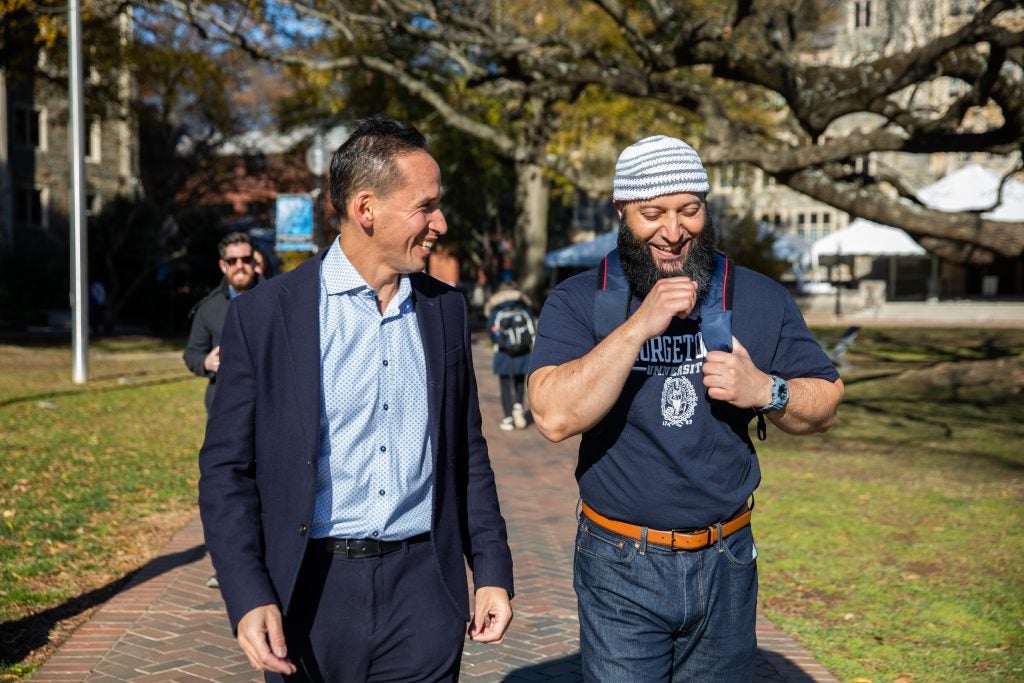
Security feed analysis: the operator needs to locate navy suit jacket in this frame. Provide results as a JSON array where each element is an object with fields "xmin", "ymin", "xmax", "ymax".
[{"xmin": 198, "ymin": 249, "xmax": 514, "ymax": 630}]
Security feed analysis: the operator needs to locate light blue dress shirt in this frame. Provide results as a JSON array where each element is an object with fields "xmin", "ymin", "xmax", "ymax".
[{"xmin": 311, "ymin": 240, "xmax": 433, "ymax": 540}]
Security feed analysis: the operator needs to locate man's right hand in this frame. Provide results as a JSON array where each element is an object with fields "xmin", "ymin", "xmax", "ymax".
[
  {"xmin": 203, "ymin": 346, "xmax": 221, "ymax": 374},
  {"xmin": 625, "ymin": 276, "xmax": 699, "ymax": 340},
  {"xmin": 237, "ymin": 604, "xmax": 297, "ymax": 675}
]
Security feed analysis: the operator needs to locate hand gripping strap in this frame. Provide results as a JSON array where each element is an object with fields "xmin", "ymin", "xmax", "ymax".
[{"xmin": 594, "ymin": 249, "xmax": 734, "ymax": 352}]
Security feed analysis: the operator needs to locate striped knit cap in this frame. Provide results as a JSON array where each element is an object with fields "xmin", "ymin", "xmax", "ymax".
[{"xmin": 612, "ymin": 135, "xmax": 710, "ymax": 201}]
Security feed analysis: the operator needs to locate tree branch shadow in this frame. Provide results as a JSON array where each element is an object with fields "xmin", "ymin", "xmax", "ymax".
[
  {"xmin": 0, "ymin": 374, "xmax": 194, "ymax": 409},
  {"xmin": 0, "ymin": 544, "xmax": 206, "ymax": 665}
]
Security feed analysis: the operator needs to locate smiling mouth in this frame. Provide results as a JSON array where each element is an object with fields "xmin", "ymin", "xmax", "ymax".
[{"xmin": 650, "ymin": 239, "xmax": 690, "ymax": 259}]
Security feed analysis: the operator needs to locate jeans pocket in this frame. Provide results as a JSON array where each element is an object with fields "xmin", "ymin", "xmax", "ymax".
[
  {"xmin": 575, "ymin": 520, "xmax": 638, "ymax": 566},
  {"xmin": 720, "ymin": 525, "xmax": 757, "ymax": 567}
]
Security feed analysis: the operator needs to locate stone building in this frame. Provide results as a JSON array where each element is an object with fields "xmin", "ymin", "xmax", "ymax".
[{"xmin": 0, "ymin": 10, "xmax": 140, "ymax": 252}]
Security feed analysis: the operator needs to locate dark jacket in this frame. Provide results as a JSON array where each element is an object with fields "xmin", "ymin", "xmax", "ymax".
[
  {"xmin": 198, "ymin": 249, "xmax": 514, "ymax": 631},
  {"xmin": 183, "ymin": 279, "xmax": 232, "ymax": 411}
]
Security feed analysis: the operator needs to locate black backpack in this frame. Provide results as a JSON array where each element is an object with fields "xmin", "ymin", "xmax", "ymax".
[{"xmin": 492, "ymin": 304, "xmax": 536, "ymax": 356}]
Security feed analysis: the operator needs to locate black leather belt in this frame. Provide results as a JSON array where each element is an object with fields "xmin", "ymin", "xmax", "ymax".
[{"xmin": 314, "ymin": 532, "xmax": 430, "ymax": 559}]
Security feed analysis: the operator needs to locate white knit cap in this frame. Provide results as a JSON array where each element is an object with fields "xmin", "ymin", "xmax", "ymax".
[{"xmin": 612, "ymin": 135, "xmax": 710, "ymax": 201}]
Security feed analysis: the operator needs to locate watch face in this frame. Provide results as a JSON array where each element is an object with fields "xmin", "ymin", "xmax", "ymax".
[{"xmin": 777, "ymin": 379, "xmax": 789, "ymax": 402}]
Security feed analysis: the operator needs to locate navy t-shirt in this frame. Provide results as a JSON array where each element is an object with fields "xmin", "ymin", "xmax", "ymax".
[{"xmin": 529, "ymin": 264, "xmax": 840, "ymax": 530}]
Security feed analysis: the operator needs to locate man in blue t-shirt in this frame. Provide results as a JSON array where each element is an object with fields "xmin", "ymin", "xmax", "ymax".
[{"xmin": 528, "ymin": 135, "xmax": 845, "ymax": 682}]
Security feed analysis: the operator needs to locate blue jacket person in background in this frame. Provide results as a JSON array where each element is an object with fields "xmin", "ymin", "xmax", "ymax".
[
  {"xmin": 528, "ymin": 135, "xmax": 844, "ymax": 682},
  {"xmin": 199, "ymin": 117, "xmax": 514, "ymax": 681}
]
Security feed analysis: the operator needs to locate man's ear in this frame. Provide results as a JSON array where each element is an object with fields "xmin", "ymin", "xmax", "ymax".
[
  {"xmin": 612, "ymin": 200, "xmax": 625, "ymax": 221},
  {"xmin": 352, "ymin": 191, "xmax": 375, "ymax": 229}
]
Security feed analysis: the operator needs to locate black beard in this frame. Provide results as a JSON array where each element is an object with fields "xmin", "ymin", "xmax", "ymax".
[{"xmin": 617, "ymin": 212, "xmax": 717, "ymax": 299}]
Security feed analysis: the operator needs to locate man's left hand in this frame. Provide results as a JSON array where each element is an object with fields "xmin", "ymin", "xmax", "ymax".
[
  {"xmin": 467, "ymin": 586, "xmax": 513, "ymax": 644},
  {"xmin": 702, "ymin": 337, "xmax": 771, "ymax": 409}
]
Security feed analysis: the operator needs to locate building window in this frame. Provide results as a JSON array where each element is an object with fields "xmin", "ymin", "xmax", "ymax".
[
  {"xmin": 854, "ymin": 0, "xmax": 873, "ymax": 28},
  {"xmin": 809, "ymin": 227, "xmax": 819, "ymax": 241},
  {"xmin": 13, "ymin": 105, "xmax": 45, "ymax": 149},
  {"xmin": 15, "ymin": 187, "xmax": 45, "ymax": 227},
  {"xmin": 85, "ymin": 121, "xmax": 102, "ymax": 163}
]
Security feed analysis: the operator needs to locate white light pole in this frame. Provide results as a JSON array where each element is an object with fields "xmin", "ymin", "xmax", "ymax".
[{"xmin": 68, "ymin": 0, "xmax": 88, "ymax": 383}]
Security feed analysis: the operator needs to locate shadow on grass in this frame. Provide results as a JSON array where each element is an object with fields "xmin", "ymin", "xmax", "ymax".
[
  {"xmin": 0, "ymin": 374, "xmax": 194, "ymax": 409},
  {"xmin": 0, "ymin": 544, "xmax": 206, "ymax": 666}
]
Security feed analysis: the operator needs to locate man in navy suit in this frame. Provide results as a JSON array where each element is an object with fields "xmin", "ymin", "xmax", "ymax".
[{"xmin": 199, "ymin": 117, "xmax": 514, "ymax": 681}]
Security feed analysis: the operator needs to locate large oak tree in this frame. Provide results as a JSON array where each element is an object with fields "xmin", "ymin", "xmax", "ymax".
[{"xmin": 147, "ymin": 0, "xmax": 1024, "ymax": 296}]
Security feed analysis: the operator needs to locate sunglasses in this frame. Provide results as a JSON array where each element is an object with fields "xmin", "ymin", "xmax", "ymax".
[{"xmin": 223, "ymin": 255, "xmax": 254, "ymax": 266}]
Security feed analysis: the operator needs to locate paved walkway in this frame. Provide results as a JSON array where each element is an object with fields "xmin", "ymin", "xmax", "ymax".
[{"xmin": 33, "ymin": 342, "xmax": 838, "ymax": 682}]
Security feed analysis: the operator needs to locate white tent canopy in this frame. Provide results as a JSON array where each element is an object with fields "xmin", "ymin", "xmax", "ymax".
[
  {"xmin": 810, "ymin": 219, "xmax": 926, "ymax": 262},
  {"xmin": 916, "ymin": 164, "xmax": 1024, "ymax": 220},
  {"xmin": 544, "ymin": 230, "xmax": 617, "ymax": 268}
]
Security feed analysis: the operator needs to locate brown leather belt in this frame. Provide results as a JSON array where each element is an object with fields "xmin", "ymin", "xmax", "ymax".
[{"xmin": 581, "ymin": 501, "xmax": 752, "ymax": 551}]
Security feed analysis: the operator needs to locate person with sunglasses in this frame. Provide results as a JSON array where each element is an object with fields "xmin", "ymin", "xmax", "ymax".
[
  {"xmin": 184, "ymin": 231, "xmax": 261, "ymax": 591},
  {"xmin": 183, "ymin": 231, "xmax": 260, "ymax": 415}
]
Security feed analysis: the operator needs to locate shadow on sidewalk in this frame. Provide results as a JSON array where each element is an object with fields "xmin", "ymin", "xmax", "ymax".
[
  {"xmin": 502, "ymin": 653, "xmax": 581, "ymax": 680},
  {"xmin": 0, "ymin": 544, "xmax": 205, "ymax": 665}
]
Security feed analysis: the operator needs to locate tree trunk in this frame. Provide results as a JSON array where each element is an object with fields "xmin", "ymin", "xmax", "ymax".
[{"xmin": 514, "ymin": 160, "xmax": 550, "ymax": 304}]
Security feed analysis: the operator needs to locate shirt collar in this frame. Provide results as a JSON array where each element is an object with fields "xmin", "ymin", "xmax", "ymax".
[{"xmin": 322, "ymin": 238, "xmax": 413, "ymax": 311}]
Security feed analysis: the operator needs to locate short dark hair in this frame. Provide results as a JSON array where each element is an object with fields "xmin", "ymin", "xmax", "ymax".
[
  {"xmin": 328, "ymin": 117, "xmax": 429, "ymax": 219},
  {"xmin": 218, "ymin": 232, "xmax": 252, "ymax": 258}
]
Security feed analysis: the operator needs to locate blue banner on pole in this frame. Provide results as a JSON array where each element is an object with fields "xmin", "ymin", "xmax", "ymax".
[{"xmin": 275, "ymin": 194, "xmax": 316, "ymax": 252}]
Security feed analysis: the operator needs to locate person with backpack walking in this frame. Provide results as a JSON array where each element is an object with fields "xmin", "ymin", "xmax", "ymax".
[
  {"xmin": 527, "ymin": 135, "xmax": 845, "ymax": 682},
  {"xmin": 486, "ymin": 282, "xmax": 536, "ymax": 430}
]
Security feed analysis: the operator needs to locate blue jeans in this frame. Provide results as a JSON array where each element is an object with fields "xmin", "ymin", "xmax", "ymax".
[{"xmin": 573, "ymin": 514, "xmax": 758, "ymax": 682}]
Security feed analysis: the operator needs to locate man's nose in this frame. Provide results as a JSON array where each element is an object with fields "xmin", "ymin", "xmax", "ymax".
[
  {"xmin": 661, "ymin": 212, "xmax": 684, "ymax": 241},
  {"xmin": 431, "ymin": 209, "xmax": 448, "ymax": 236}
]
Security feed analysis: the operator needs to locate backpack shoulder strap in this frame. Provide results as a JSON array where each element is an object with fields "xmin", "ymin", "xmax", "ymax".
[
  {"xmin": 698, "ymin": 251, "xmax": 735, "ymax": 353},
  {"xmin": 593, "ymin": 249, "xmax": 631, "ymax": 343}
]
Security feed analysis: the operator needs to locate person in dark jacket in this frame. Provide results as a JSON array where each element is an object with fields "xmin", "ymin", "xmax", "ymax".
[
  {"xmin": 486, "ymin": 282, "xmax": 536, "ymax": 430},
  {"xmin": 183, "ymin": 231, "xmax": 259, "ymax": 590},
  {"xmin": 183, "ymin": 232, "xmax": 259, "ymax": 413}
]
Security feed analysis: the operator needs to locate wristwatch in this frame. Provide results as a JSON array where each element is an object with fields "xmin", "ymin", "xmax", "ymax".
[{"xmin": 758, "ymin": 375, "xmax": 790, "ymax": 413}]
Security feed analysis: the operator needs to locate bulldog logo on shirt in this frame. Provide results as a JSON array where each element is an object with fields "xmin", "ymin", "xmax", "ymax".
[{"xmin": 661, "ymin": 376, "xmax": 697, "ymax": 427}]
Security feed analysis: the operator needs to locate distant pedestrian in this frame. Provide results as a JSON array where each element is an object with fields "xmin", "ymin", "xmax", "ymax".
[
  {"xmin": 183, "ymin": 231, "xmax": 259, "ymax": 590},
  {"xmin": 486, "ymin": 282, "xmax": 535, "ymax": 430},
  {"xmin": 183, "ymin": 232, "xmax": 259, "ymax": 413},
  {"xmin": 89, "ymin": 280, "xmax": 107, "ymax": 336}
]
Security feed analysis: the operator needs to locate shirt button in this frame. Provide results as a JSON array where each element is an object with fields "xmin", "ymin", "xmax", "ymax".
[
  {"xmin": 382, "ymin": 403, "xmax": 389, "ymax": 410},
  {"xmin": 372, "ymin": 531, "xmax": 379, "ymax": 537},
  {"xmin": 379, "ymin": 489, "xmax": 385, "ymax": 496},
  {"xmin": 382, "ymin": 359, "xmax": 389, "ymax": 366},
  {"xmin": 298, "ymin": 524, "xmax": 308, "ymax": 536},
  {"xmin": 380, "ymin": 445, "xmax": 386, "ymax": 452}
]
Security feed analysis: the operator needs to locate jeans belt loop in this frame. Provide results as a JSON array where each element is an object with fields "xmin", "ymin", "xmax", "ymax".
[{"xmin": 639, "ymin": 526, "xmax": 648, "ymax": 556}]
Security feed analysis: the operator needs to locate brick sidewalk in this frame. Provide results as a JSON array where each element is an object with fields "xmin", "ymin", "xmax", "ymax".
[{"xmin": 33, "ymin": 341, "xmax": 838, "ymax": 682}]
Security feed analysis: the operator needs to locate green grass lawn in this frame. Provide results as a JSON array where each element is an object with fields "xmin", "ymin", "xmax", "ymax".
[
  {"xmin": 0, "ymin": 337, "xmax": 206, "ymax": 678},
  {"xmin": 757, "ymin": 327, "xmax": 1024, "ymax": 682},
  {"xmin": 0, "ymin": 328, "xmax": 1022, "ymax": 681}
]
